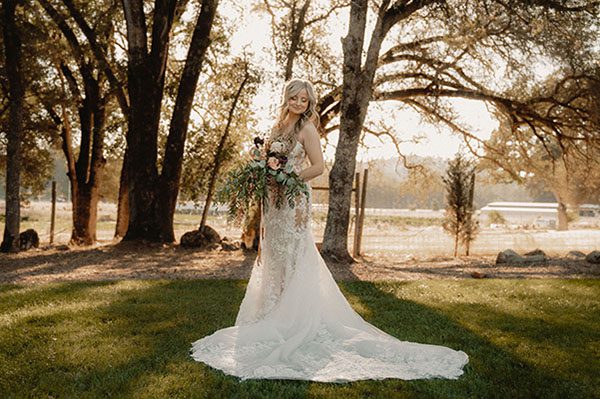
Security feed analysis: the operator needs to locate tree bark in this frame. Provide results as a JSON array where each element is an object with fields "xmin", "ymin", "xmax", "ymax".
[
  {"xmin": 122, "ymin": 0, "xmax": 218, "ymax": 242},
  {"xmin": 321, "ymin": 0, "xmax": 435, "ymax": 261},
  {"xmin": 122, "ymin": 0, "xmax": 176, "ymax": 241},
  {"xmin": 70, "ymin": 95, "xmax": 107, "ymax": 245},
  {"xmin": 115, "ymin": 149, "xmax": 130, "ymax": 238},
  {"xmin": 556, "ymin": 198, "xmax": 569, "ymax": 231},
  {"xmin": 284, "ymin": 0, "xmax": 311, "ymax": 81},
  {"xmin": 321, "ymin": 0, "xmax": 370, "ymax": 262},
  {"xmin": 1, "ymin": 0, "xmax": 24, "ymax": 253}
]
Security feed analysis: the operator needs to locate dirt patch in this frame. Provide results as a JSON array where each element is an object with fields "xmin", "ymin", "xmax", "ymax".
[{"xmin": 1, "ymin": 242, "xmax": 598, "ymax": 285}]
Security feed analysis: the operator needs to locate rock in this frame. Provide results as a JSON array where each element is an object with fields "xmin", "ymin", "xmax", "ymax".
[
  {"xmin": 206, "ymin": 242, "xmax": 221, "ymax": 251},
  {"xmin": 524, "ymin": 249, "xmax": 546, "ymax": 257},
  {"xmin": 470, "ymin": 271, "xmax": 487, "ymax": 279},
  {"xmin": 522, "ymin": 254, "xmax": 547, "ymax": 263},
  {"xmin": 585, "ymin": 250, "xmax": 600, "ymax": 264},
  {"xmin": 56, "ymin": 244, "xmax": 70, "ymax": 251},
  {"xmin": 180, "ymin": 230, "xmax": 203, "ymax": 248},
  {"xmin": 496, "ymin": 249, "xmax": 522, "ymax": 264},
  {"xmin": 221, "ymin": 237, "xmax": 240, "ymax": 251},
  {"xmin": 496, "ymin": 249, "xmax": 546, "ymax": 264},
  {"xmin": 566, "ymin": 250, "xmax": 586, "ymax": 260},
  {"xmin": 201, "ymin": 225, "xmax": 221, "ymax": 244},
  {"xmin": 19, "ymin": 229, "xmax": 39, "ymax": 251},
  {"xmin": 180, "ymin": 225, "xmax": 222, "ymax": 249}
]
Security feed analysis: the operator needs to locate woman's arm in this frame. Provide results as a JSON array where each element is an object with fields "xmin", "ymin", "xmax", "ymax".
[{"xmin": 298, "ymin": 122, "xmax": 325, "ymax": 182}]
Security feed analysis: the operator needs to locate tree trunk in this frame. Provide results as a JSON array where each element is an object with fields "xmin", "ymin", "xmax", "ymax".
[
  {"xmin": 321, "ymin": 0, "xmax": 432, "ymax": 260},
  {"xmin": 321, "ymin": 0, "xmax": 370, "ymax": 262},
  {"xmin": 1, "ymin": 0, "xmax": 24, "ymax": 253},
  {"xmin": 557, "ymin": 201, "xmax": 569, "ymax": 231},
  {"xmin": 284, "ymin": 0, "xmax": 311, "ymax": 81},
  {"xmin": 70, "ymin": 184, "xmax": 93, "ymax": 245},
  {"xmin": 157, "ymin": 0, "xmax": 218, "ymax": 241},
  {"xmin": 121, "ymin": 0, "xmax": 175, "ymax": 242},
  {"xmin": 122, "ymin": 73, "xmax": 163, "ymax": 241},
  {"xmin": 465, "ymin": 172, "xmax": 475, "ymax": 256},
  {"xmin": 321, "ymin": 130, "xmax": 362, "ymax": 261},
  {"xmin": 121, "ymin": 0, "xmax": 217, "ymax": 243},
  {"xmin": 453, "ymin": 231, "xmax": 459, "ymax": 257},
  {"xmin": 70, "ymin": 97, "xmax": 106, "ymax": 245},
  {"xmin": 200, "ymin": 67, "xmax": 249, "ymax": 230},
  {"xmin": 39, "ymin": 0, "xmax": 109, "ymax": 246},
  {"xmin": 115, "ymin": 149, "xmax": 130, "ymax": 238}
]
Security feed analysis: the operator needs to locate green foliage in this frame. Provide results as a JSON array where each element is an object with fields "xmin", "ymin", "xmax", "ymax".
[
  {"xmin": 442, "ymin": 153, "xmax": 479, "ymax": 256},
  {"xmin": 216, "ymin": 158, "xmax": 268, "ymax": 222},
  {"xmin": 487, "ymin": 210, "xmax": 506, "ymax": 225},
  {"xmin": 179, "ymin": 55, "xmax": 261, "ymax": 205},
  {"xmin": 216, "ymin": 157, "xmax": 309, "ymax": 224},
  {"xmin": 0, "ymin": 279, "xmax": 598, "ymax": 398}
]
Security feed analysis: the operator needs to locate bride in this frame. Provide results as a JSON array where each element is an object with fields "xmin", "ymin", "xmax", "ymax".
[{"xmin": 190, "ymin": 78, "xmax": 469, "ymax": 382}]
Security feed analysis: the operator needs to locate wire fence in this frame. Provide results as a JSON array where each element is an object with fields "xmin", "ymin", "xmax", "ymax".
[{"xmin": 7, "ymin": 200, "xmax": 600, "ymax": 256}]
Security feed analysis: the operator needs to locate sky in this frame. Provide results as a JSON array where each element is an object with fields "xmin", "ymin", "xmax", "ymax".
[{"xmin": 222, "ymin": 2, "xmax": 499, "ymax": 161}]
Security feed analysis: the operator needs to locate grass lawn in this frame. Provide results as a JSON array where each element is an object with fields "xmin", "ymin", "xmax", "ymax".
[{"xmin": 0, "ymin": 279, "xmax": 598, "ymax": 398}]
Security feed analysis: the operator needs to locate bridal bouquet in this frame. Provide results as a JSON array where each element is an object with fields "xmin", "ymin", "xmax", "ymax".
[{"xmin": 216, "ymin": 136, "xmax": 309, "ymax": 222}]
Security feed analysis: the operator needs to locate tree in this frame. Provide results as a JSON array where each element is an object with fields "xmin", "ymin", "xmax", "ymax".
[
  {"xmin": 36, "ymin": 0, "xmax": 120, "ymax": 245},
  {"xmin": 257, "ymin": 0, "xmax": 346, "ymax": 82},
  {"xmin": 1, "ymin": 0, "xmax": 25, "ymax": 253},
  {"xmin": 321, "ymin": 0, "xmax": 441, "ymax": 261},
  {"xmin": 442, "ymin": 153, "xmax": 478, "ymax": 257},
  {"xmin": 121, "ymin": 0, "xmax": 218, "ymax": 243},
  {"xmin": 198, "ymin": 58, "xmax": 259, "ymax": 230},
  {"xmin": 1, "ymin": 2, "xmax": 65, "ymax": 203},
  {"xmin": 55, "ymin": 0, "xmax": 130, "ymax": 239},
  {"xmin": 320, "ymin": 0, "xmax": 599, "ymax": 260},
  {"xmin": 475, "ymin": 69, "xmax": 600, "ymax": 230}
]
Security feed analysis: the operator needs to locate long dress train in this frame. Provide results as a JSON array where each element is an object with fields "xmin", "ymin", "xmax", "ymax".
[{"xmin": 190, "ymin": 140, "xmax": 469, "ymax": 382}]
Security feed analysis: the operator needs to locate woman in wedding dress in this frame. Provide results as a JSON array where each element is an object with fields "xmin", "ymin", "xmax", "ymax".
[{"xmin": 190, "ymin": 78, "xmax": 469, "ymax": 382}]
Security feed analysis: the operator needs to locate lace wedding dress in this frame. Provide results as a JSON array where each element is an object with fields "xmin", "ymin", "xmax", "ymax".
[{"xmin": 190, "ymin": 138, "xmax": 469, "ymax": 382}]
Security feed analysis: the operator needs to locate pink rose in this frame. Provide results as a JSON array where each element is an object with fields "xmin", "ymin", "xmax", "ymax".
[{"xmin": 267, "ymin": 156, "xmax": 280, "ymax": 170}]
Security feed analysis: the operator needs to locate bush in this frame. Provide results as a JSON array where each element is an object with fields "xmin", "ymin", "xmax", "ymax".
[{"xmin": 488, "ymin": 210, "xmax": 506, "ymax": 225}]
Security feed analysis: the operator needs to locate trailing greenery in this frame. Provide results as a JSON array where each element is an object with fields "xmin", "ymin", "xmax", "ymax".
[
  {"xmin": 0, "ymin": 279, "xmax": 598, "ymax": 398},
  {"xmin": 216, "ymin": 139, "xmax": 309, "ymax": 224}
]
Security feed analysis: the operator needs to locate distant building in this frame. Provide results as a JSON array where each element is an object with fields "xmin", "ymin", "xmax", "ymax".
[{"xmin": 480, "ymin": 202, "xmax": 600, "ymax": 228}]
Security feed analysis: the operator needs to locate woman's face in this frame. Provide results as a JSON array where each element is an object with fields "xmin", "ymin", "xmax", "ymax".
[{"xmin": 287, "ymin": 88, "xmax": 309, "ymax": 116}]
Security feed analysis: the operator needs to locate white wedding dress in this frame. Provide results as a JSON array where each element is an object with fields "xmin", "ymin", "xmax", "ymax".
[{"xmin": 190, "ymin": 139, "xmax": 469, "ymax": 382}]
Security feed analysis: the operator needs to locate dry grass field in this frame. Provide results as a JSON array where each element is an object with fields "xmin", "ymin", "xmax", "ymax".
[{"xmin": 11, "ymin": 200, "xmax": 600, "ymax": 256}]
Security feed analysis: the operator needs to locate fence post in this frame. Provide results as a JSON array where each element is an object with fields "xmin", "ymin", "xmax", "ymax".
[
  {"xmin": 357, "ymin": 169, "xmax": 368, "ymax": 256},
  {"xmin": 50, "ymin": 181, "xmax": 56, "ymax": 244},
  {"xmin": 353, "ymin": 172, "xmax": 361, "ymax": 258}
]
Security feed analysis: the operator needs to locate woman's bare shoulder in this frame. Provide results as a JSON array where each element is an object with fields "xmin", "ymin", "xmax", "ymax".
[{"xmin": 299, "ymin": 120, "xmax": 318, "ymax": 141}]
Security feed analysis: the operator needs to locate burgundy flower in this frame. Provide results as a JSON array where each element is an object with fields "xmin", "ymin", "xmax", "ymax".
[{"xmin": 254, "ymin": 137, "xmax": 264, "ymax": 147}]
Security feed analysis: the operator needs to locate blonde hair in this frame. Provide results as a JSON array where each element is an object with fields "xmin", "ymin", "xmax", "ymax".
[{"xmin": 273, "ymin": 78, "xmax": 320, "ymax": 140}]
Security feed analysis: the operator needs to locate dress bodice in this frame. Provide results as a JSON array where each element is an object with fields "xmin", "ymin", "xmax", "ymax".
[{"xmin": 287, "ymin": 141, "xmax": 307, "ymax": 174}]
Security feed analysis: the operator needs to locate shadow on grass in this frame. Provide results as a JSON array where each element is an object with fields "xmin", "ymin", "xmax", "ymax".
[
  {"xmin": 1, "ymin": 280, "xmax": 597, "ymax": 398},
  {"xmin": 340, "ymin": 281, "xmax": 597, "ymax": 399}
]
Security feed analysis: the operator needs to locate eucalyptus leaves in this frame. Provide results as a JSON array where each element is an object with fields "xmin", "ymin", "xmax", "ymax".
[{"xmin": 216, "ymin": 136, "xmax": 309, "ymax": 223}]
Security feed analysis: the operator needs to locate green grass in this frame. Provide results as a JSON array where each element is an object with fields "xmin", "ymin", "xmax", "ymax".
[{"xmin": 0, "ymin": 280, "xmax": 598, "ymax": 398}]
